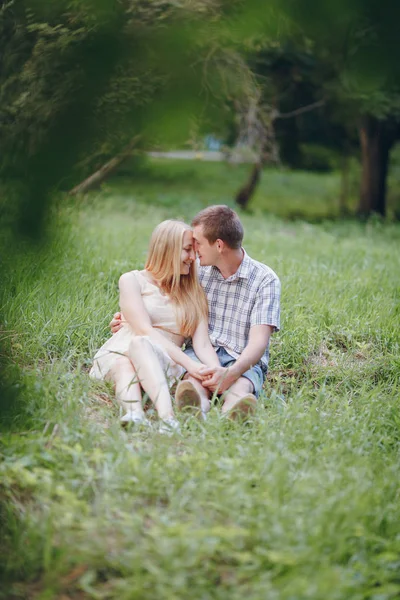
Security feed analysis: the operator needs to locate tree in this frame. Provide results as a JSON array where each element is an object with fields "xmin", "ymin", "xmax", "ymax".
[
  {"xmin": 230, "ymin": 0, "xmax": 400, "ymax": 216},
  {"xmin": 1, "ymin": 0, "xmax": 263, "ymax": 201},
  {"xmin": 276, "ymin": 0, "xmax": 400, "ymax": 217}
]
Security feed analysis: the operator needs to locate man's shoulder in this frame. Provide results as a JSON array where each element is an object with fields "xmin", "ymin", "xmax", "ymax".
[{"xmin": 245, "ymin": 253, "xmax": 280, "ymax": 286}]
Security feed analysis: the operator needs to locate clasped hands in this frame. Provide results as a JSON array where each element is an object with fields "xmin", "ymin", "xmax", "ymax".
[{"xmin": 188, "ymin": 363, "xmax": 236, "ymax": 394}]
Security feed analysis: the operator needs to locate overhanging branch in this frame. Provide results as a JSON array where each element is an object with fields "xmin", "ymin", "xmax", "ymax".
[{"xmin": 275, "ymin": 99, "xmax": 325, "ymax": 120}]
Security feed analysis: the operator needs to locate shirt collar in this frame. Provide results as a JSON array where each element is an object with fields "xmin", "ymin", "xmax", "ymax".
[
  {"xmin": 209, "ymin": 248, "xmax": 251, "ymax": 282},
  {"xmin": 232, "ymin": 248, "xmax": 252, "ymax": 280}
]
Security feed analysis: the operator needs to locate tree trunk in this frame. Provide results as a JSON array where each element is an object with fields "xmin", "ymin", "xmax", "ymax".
[
  {"xmin": 339, "ymin": 151, "xmax": 350, "ymax": 217},
  {"xmin": 235, "ymin": 161, "xmax": 261, "ymax": 209},
  {"xmin": 234, "ymin": 125, "xmax": 274, "ymax": 210},
  {"xmin": 358, "ymin": 116, "xmax": 395, "ymax": 217},
  {"xmin": 69, "ymin": 137, "xmax": 140, "ymax": 195}
]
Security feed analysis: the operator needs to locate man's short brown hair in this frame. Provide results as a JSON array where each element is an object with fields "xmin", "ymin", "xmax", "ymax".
[{"xmin": 191, "ymin": 205, "xmax": 244, "ymax": 249}]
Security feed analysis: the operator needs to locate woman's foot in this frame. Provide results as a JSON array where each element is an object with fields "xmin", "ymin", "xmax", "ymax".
[
  {"xmin": 159, "ymin": 416, "xmax": 181, "ymax": 435},
  {"xmin": 120, "ymin": 411, "xmax": 148, "ymax": 427},
  {"xmin": 175, "ymin": 380, "xmax": 202, "ymax": 416}
]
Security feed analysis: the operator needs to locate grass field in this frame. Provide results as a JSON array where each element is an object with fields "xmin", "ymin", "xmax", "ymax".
[{"xmin": 1, "ymin": 159, "xmax": 400, "ymax": 599}]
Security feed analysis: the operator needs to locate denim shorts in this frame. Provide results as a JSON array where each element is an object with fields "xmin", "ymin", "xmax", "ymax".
[{"xmin": 183, "ymin": 345, "xmax": 265, "ymax": 398}]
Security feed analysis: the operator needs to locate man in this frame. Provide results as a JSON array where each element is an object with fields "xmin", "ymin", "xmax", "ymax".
[{"xmin": 111, "ymin": 205, "xmax": 280, "ymax": 418}]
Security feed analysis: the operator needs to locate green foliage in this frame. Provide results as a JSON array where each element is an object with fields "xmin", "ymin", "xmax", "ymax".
[
  {"xmin": 0, "ymin": 0, "xmax": 262, "ymax": 237},
  {"xmin": 1, "ymin": 161, "xmax": 400, "ymax": 597},
  {"xmin": 276, "ymin": 0, "xmax": 400, "ymax": 118},
  {"xmin": 299, "ymin": 144, "xmax": 340, "ymax": 172},
  {"xmin": 0, "ymin": 0, "xmax": 260, "ymax": 166}
]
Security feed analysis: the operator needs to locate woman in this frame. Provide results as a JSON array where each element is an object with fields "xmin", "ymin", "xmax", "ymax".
[{"xmin": 90, "ymin": 220, "xmax": 219, "ymax": 432}]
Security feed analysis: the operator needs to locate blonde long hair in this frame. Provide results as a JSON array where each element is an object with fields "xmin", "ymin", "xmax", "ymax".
[{"xmin": 145, "ymin": 220, "xmax": 208, "ymax": 337}]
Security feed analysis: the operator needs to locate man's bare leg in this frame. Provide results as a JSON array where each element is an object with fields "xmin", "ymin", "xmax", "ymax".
[
  {"xmin": 221, "ymin": 376, "xmax": 255, "ymax": 416},
  {"xmin": 182, "ymin": 373, "xmax": 211, "ymax": 413}
]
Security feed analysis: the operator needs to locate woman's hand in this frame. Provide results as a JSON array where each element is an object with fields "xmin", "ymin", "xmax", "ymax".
[
  {"xmin": 186, "ymin": 360, "xmax": 208, "ymax": 381},
  {"xmin": 110, "ymin": 312, "xmax": 123, "ymax": 334}
]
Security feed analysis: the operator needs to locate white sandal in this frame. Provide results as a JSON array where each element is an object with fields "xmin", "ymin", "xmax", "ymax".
[
  {"xmin": 120, "ymin": 412, "xmax": 149, "ymax": 427},
  {"xmin": 159, "ymin": 417, "xmax": 181, "ymax": 435}
]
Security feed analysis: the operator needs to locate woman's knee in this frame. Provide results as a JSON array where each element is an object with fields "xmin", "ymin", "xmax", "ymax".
[
  {"xmin": 108, "ymin": 356, "xmax": 132, "ymax": 377},
  {"xmin": 129, "ymin": 335, "xmax": 152, "ymax": 356}
]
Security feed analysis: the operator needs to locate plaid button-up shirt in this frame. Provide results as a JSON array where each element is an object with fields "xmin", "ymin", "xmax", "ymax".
[{"xmin": 198, "ymin": 249, "xmax": 280, "ymax": 374}]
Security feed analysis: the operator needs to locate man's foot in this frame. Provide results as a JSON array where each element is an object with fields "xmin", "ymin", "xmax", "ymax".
[
  {"xmin": 226, "ymin": 394, "xmax": 257, "ymax": 421},
  {"xmin": 159, "ymin": 416, "xmax": 181, "ymax": 435},
  {"xmin": 175, "ymin": 380, "xmax": 202, "ymax": 416},
  {"xmin": 120, "ymin": 412, "xmax": 148, "ymax": 427}
]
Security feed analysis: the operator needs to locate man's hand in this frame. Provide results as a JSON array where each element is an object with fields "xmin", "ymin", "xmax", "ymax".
[
  {"xmin": 110, "ymin": 312, "xmax": 123, "ymax": 334},
  {"xmin": 200, "ymin": 366, "xmax": 238, "ymax": 394},
  {"xmin": 186, "ymin": 361, "xmax": 208, "ymax": 382}
]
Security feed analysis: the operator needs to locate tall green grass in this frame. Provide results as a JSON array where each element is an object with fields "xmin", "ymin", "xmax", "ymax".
[{"xmin": 1, "ymin": 160, "xmax": 400, "ymax": 599}]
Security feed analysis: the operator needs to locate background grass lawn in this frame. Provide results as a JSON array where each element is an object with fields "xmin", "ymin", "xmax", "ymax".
[{"xmin": 1, "ymin": 159, "xmax": 400, "ymax": 599}]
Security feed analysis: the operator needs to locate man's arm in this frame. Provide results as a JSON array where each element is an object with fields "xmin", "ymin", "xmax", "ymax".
[
  {"xmin": 201, "ymin": 324, "xmax": 273, "ymax": 393},
  {"xmin": 224, "ymin": 324, "xmax": 273, "ymax": 380},
  {"xmin": 202, "ymin": 274, "xmax": 280, "ymax": 393}
]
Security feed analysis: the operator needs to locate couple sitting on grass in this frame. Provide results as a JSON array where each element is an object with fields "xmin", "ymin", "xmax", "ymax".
[{"xmin": 90, "ymin": 205, "xmax": 280, "ymax": 433}]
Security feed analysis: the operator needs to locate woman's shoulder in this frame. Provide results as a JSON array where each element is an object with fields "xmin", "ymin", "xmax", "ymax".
[
  {"xmin": 121, "ymin": 270, "xmax": 158, "ymax": 292},
  {"xmin": 119, "ymin": 270, "xmax": 142, "ymax": 290},
  {"xmin": 119, "ymin": 269, "xmax": 145, "ymax": 278},
  {"xmin": 134, "ymin": 269, "xmax": 148, "ymax": 278},
  {"xmin": 135, "ymin": 270, "xmax": 159, "ymax": 286}
]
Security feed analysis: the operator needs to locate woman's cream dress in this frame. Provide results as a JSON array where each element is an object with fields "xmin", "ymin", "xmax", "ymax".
[{"xmin": 90, "ymin": 270, "xmax": 185, "ymax": 384}]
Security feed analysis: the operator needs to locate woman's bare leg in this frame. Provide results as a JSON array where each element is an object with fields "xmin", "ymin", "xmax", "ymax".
[
  {"xmin": 107, "ymin": 356, "xmax": 144, "ymax": 418},
  {"xmin": 128, "ymin": 337, "xmax": 174, "ymax": 420}
]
